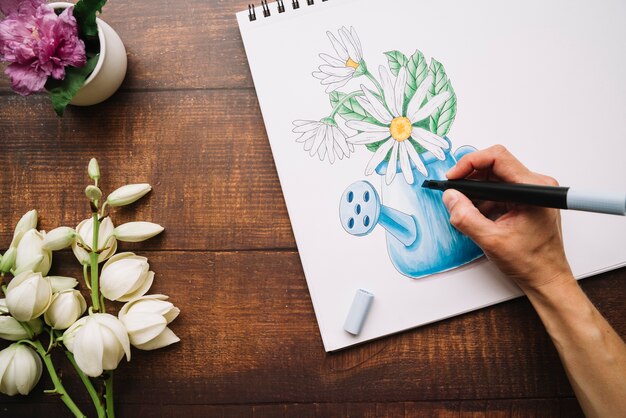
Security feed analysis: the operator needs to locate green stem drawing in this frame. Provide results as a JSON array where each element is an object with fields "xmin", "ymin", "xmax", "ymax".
[
  {"xmin": 65, "ymin": 348, "xmax": 106, "ymax": 418},
  {"xmin": 364, "ymin": 70, "xmax": 384, "ymax": 98},
  {"xmin": 90, "ymin": 212, "xmax": 101, "ymax": 312},
  {"xmin": 330, "ymin": 91, "xmax": 364, "ymax": 119},
  {"xmin": 32, "ymin": 340, "xmax": 86, "ymax": 418}
]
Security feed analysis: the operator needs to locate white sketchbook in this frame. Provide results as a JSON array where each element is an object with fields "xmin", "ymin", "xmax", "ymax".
[{"xmin": 237, "ymin": 0, "xmax": 626, "ymax": 351}]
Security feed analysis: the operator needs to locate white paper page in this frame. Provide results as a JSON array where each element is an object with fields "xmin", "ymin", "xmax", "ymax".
[{"xmin": 237, "ymin": 0, "xmax": 626, "ymax": 351}]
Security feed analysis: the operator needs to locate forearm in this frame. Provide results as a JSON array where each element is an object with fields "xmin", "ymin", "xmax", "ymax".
[{"xmin": 525, "ymin": 276, "xmax": 626, "ymax": 418}]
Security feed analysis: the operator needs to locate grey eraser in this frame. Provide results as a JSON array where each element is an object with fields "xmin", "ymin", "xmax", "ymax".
[{"xmin": 343, "ymin": 289, "xmax": 374, "ymax": 335}]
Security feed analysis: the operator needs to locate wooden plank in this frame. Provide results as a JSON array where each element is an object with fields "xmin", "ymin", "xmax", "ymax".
[
  {"xmin": 0, "ymin": 0, "xmax": 254, "ymax": 92},
  {"xmin": 0, "ymin": 91, "xmax": 294, "ymax": 251},
  {"xmin": 0, "ymin": 251, "xmax": 622, "ymax": 407},
  {"xmin": 0, "ymin": 399, "xmax": 584, "ymax": 417}
]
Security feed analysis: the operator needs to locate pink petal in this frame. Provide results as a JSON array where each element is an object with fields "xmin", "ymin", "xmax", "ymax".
[
  {"xmin": 0, "ymin": 0, "xmax": 43, "ymax": 16},
  {"xmin": 5, "ymin": 62, "xmax": 47, "ymax": 95}
]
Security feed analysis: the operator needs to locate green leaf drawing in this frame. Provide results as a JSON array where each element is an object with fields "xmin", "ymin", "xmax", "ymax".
[
  {"xmin": 45, "ymin": 54, "xmax": 100, "ymax": 117},
  {"xmin": 384, "ymin": 51, "xmax": 408, "ymax": 76},
  {"xmin": 365, "ymin": 139, "xmax": 389, "ymax": 154},
  {"xmin": 329, "ymin": 91, "xmax": 381, "ymax": 125},
  {"xmin": 403, "ymin": 50, "xmax": 428, "ymax": 113},
  {"xmin": 73, "ymin": 0, "xmax": 107, "ymax": 38},
  {"xmin": 427, "ymin": 59, "xmax": 457, "ymax": 137}
]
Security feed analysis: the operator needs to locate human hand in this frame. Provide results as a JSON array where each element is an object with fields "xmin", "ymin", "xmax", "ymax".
[{"xmin": 442, "ymin": 145, "xmax": 574, "ymax": 292}]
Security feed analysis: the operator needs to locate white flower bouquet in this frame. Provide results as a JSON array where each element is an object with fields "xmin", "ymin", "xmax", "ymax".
[{"xmin": 0, "ymin": 159, "xmax": 180, "ymax": 417}]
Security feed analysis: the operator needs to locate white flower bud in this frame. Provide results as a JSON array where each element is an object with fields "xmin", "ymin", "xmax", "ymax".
[
  {"xmin": 5, "ymin": 271, "xmax": 52, "ymax": 322},
  {"xmin": 88, "ymin": 158, "xmax": 100, "ymax": 180},
  {"xmin": 85, "ymin": 185, "xmax": 103, "ymax": 202},
  {"xmin": 106, "ymin": 184, "xmax": 151, "ymax": 207},
  {"xmin": 119, "ymin": 294, "xmax": 180, "ymax": 350},
  {"xmin": 100, "ymin": 253, "xmax": 154, "ymax": 302},
  {"xmin": 0, "ymin": 246, "xmax": 17, "ymax": 274},
  {"xmin": 63, "ymin": 313, "xmax": 131, "ymax": 377},
  {"xmin": 71, "ymin": 217, "xmax": 117, "ymax": 264},
  {"xmin": 0, "ymin": 299, "xmax": 44, "ymax": 341},
  {"xmin": 0, "ymin": 343, "xmax": 42, "ymax": 396},
  {"xmin": 113, "ymin": 222, "xmax": 164, "ymax": 243},
  {"xmin": 44, "ymin": 290, "xmax": 87, "ymax": 330},
  {"xmin": 42, "ymin": 227, "xmax": 76, "ymax": 251},
  {"xmin": 14, "ymin": 229, "xmax": 52, "ymax": 276},
  {"xmin": 49, "ymin": 276, "xmax": 79, "ymax": 293},
  {"xmin": 10, "ymin": 210, "xmax": 38, "ymax": 248}
]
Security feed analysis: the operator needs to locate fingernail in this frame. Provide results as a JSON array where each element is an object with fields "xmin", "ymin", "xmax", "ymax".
[{"xmin": 442, "ymin": 190, "xmax": 459, "ymax": 211}]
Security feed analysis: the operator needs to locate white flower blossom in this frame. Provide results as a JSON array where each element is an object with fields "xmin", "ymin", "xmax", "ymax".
[
  {"xmin": 63, "ymin": 313, "xmax": 131, "ymax": 378},
  {"xmin": 106, "ymin": 184, "xmax": 151, "ymax": 207},
  {"xmin": 113, "ymin": 222, "xmax": 164, "ymax": 243},
  {"xmin": 119, "ymin": 295, "xmax": 180, "ymax": 351},
  {"xmin": 313, "ymin": 27, "xmax": 363, "ymax": 92},
  {"xmin": 100, "ymin": 252, "xmax": 154, "ymax": 302},
  {"xmin": 0, "ymin": 343, "xmax": 42, "ymax": 396},
  {"xmin": 5, "ymin": 271, "xmax": 52, "ymax": 322},
  {"xmin": 346, "ymin": 67, "xmax": 450, "ymax": 184},
  {"xmin": 72, "ymin": 217, "xmax": 117, "ymax": 264},
  {"xmin": 14, "ymin": 229, "xmax": 52, "ymax": 276},
  {"xmin": 293, "ymin": 119, "xmax": 354, "ymax": 163},
  {"xmin": 44, "ymin": 290, "xmax": 87, "ymax": 330}
]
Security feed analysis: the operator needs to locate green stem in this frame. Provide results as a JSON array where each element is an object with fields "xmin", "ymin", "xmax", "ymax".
[
  {"xmin": 99, "ymin": 201, "xmax": 108, "ymax": 218},
  {"xmin": 18, "ymin": 320, "xmax": 35, "ymax": 340},
  {"xmin": 105, "ymin": 372, "xmax": 115, "ymax": 418},
  {"xmin": 90, "ymin": 212, "xmax": 101, "ymax": 312},
  {"xmin": 330, "ymin": 91, "xmax": 365, "ymax": 118},
  {"xmin": 65, "ymin": 348, "xmax": 106, "ymax": 418},
  {"xmin": 83, "ymin": 263, "xmax": 91, "ymax": 290},
  {"xmin": 32, "ymin": 340, "xmax": 86, "ymax": 418}
]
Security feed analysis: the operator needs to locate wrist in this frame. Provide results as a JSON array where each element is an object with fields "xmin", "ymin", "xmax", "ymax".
[{"xmin": 521, "ymin": 269, "xmax": 577, "ymax": 299}]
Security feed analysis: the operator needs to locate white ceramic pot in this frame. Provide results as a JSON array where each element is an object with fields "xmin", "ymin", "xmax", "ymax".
[{"xmin": 49, "ymin": 2, "xmax": 127, "ymax": 106}]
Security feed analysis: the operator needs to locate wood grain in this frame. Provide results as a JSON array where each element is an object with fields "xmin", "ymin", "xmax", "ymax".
[
  {"xmin": 0, "ymin": 398, "xmax": 585, "ymax": 418},
  {"xmin": 0, "ymin": 91, "xmax": 294, "ymax": 251},
  {"xmin": 0, "ymin": 251, "xmax": 622, "ymax": 415}
]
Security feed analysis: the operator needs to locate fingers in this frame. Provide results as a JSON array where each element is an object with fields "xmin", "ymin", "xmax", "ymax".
[
  {"xmin": 443, "ymin": 190, "xmax": 496, "ymax": 243},
  {"xmin": 446, "ymin": 144, "xmax": 532, "ymax": 183}
]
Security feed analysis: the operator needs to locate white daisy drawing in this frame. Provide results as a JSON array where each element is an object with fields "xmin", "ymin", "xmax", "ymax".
[
  {"xmin": 313, "ymin": 26, "xmax": 363, "ymax": 93},
  {"xmin": 293, "ymin": 119, "xmax": 354, "ymax": 164},
  {"xmin": 345, "ymin": 66, "xmax": 451, "ymax": 185}
]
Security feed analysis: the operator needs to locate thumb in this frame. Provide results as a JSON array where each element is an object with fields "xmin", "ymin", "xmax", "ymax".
[{"xmin": 442, "ymin": 189, "xmax": 495, "ymax": 242}]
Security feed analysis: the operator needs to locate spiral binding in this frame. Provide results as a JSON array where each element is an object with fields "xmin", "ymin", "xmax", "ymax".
[{"xmin": 249, "ymin": 0, "xmax": 328, "ymax": 21}]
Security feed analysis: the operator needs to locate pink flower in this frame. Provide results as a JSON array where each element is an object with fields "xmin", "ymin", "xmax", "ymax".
[{"xmin": 0, "ymin": 0, "xmax": 86, "ymax": 95}]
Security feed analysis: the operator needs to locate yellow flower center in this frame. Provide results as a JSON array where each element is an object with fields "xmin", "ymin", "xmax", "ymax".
[
  {"xmin": 389, "ymin": 117, "xmax": 412, "ymax": 142},
  {"xmin": 31, "ymin": 28, "xmax": 40, "ymax": 40},
  {"xmin": 345, "ymin": 58, "xmax": 360, "ymax": 69}
]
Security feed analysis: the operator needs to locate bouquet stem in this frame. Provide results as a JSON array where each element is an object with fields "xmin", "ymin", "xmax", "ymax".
[
  {"xmin": 65, "ymin": 348, "xmax": 106, "ymax": 418},
  {"xmin": 89, "ymin": 212, "xmax": 101, "ymax": 311},
  {"xmin": 32, "ymin": 340, "xmax": 85, "ymax": 418},
  {"xmin": 105, "ymin": 371, "xmax": 115, "ymax": 418}
]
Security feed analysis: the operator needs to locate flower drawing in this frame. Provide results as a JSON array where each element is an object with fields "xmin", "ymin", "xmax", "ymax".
[
  {"xmin": 0, "ymin": 0, "xmax": 86, "ymax": 95},
  {"xmin": 346, "ymin": 67, "xmax": 450, "ymax": 184},
  {"xmin": 313, "ymin": 26, "xmax": 363, "ymax": 93},
  {"xmin": 292, "ymin": 118, "xmax": 353, "ymax": 163},
  {"xmin": 294, "ymin": 27, "xmax": 458, "ymax": 184}
]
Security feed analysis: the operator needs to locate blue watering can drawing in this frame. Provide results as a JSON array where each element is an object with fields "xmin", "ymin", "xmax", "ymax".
[{"xmin": 339, "ymin": 140, "xmax": 484, "ymax": 279}]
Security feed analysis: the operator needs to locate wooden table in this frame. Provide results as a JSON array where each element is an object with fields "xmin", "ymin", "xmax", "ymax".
[{"xmin": 0, "ymin": 1, "xmax": 624, "ymax": 416}]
